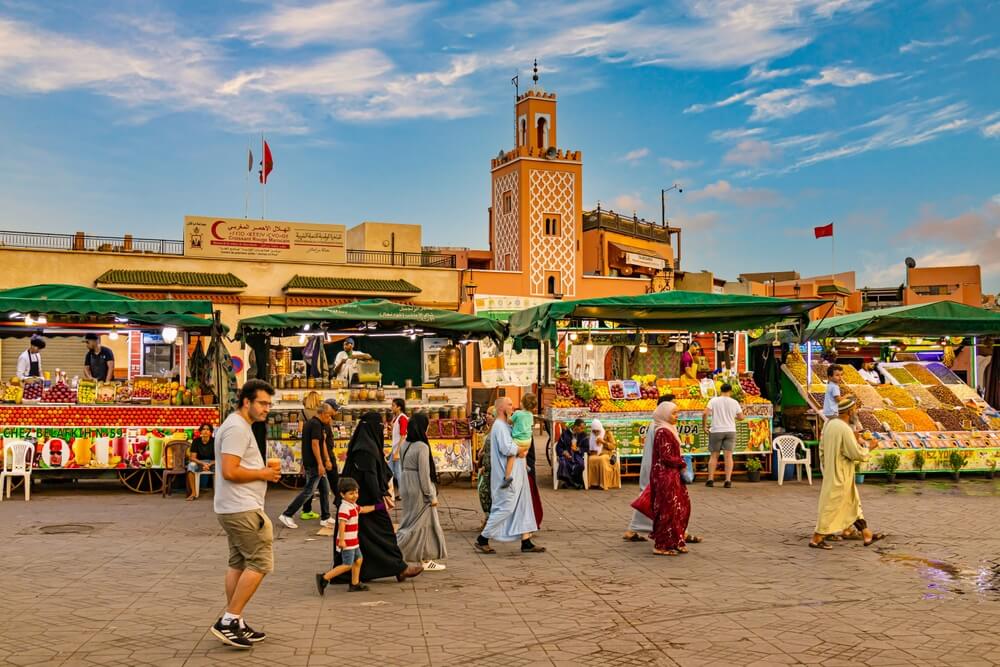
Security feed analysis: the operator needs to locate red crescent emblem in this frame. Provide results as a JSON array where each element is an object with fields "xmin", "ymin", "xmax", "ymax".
[{"xmin": 211, "ymin": 220, "xmax": 225, "ymax": 239}]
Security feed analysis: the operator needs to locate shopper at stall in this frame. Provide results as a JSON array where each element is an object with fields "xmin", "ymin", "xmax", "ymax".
[
  {"xmin": 212, "ymin": 379, "xmax": 280, "ymax": 649},
  {"xmin": 859, "ymin": 358, "xmax": 881, "ymax": 385},
  {"xmin": 648, "ymin": 401, "xmax": 692, "ymax": 556},
  {"xmin": 333, "ymin": 338, "xmax": 372, "ymax": 383},
  {"xmin": 395, "ymin": 412, "xmax": 448, "ymax": 571},
  {"xmin": 83, "ymin": 333, "xmax": 115, "ymax": 381},
  {"xmin": 809, "ymin": 396, "xmax": 886, "ymax": 550},
  {"xmin": 388, "ymin": 398, "xmax": 409, "ymax": 497},
  {"xmin": 822, "ymin": 364, "xmax": 845, "ymax": 419},
  {"xmin": 335, "ymin": 412, "xmax": 423, "ymax": 583},
  {"xmin": 278, "ymin": 402, "xmax": 336, "ymax": 529},
  {"xmin": 186, "ymin": 423, "xmax": 215, "ymax": 501},
  {"xmin": 16, "ymin": 336, "xmax": 45, "ymax": 379},
  {"xmin": 586, "ymin": 419, "xmax": 621, "ymax": 490},
  {"xmin": 475, "ymin": 397, "xmax": 545, "ymax": 554},
  {"xmin": 623, "ymin": 395, "xmax": 675, "ymax": 542},
  {"xmin": 301, "ymin": 397, "xmax": 339, "ymax": 522},
  {"xmin": 526, "ymin": 432, "xmax": 544, "ymax": 529},
  {"xmin": 703, "ymin": 383, "xmax": 744, "ymax": 489},
  {"xmin": 477, "ymin": 407, "xmax": 497, "ymax": 527},
  {"xmin": 555, "ymin": 418, "xmax": 587, "ymax": 489}
]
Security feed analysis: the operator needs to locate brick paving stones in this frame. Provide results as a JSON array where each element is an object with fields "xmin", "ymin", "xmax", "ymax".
[{"xmin": 1, "ymin": 463, "xmax": 999, "ymax": 666}]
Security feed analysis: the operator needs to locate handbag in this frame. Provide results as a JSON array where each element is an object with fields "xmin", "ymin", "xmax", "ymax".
[{"xmin": 630, "ymin": 484, "xmax": 654, "ymax": 519}]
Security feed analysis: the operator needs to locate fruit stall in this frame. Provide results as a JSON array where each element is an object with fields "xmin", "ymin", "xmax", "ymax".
[
  {"xmin": 785, "ymin": 301, "xmax": 1000, "ymax": 477},
  {"xmin": 507, "ymin": 291, "xmax": 829, "ymax": 481},
  {"xmin": 235, "ymin": 299, "xmax": 505, "ymax": 482},
  {"xmin": 0, "ymin": 285, "xmax": 226, "ymax": 493}
]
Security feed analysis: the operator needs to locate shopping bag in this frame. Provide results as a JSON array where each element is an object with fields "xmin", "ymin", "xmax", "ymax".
[
  {"xmin": 681, "ymin": 455, "xmax": 694, "ymax": 484},
  {"xmin": 630, "ymin": 484, "xmax": 654, "ymax": 519}
]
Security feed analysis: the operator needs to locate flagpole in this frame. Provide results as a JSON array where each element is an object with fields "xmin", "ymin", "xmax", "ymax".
[
  {"xmin": 261, "ymin": 133, "xmax": 266, "ymax": 220},
  {"xmin": 245, "ymin": 138, "xmax": 250, "ymax": 219},
  {"xmin": 831, "ymin": 224, "xmax": 835, "ymax": 282}
]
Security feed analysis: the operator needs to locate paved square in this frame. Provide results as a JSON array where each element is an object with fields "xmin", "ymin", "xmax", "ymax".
[{"xmin": 1, "ymin": 465, "xmax": 999, "ymax": 666}]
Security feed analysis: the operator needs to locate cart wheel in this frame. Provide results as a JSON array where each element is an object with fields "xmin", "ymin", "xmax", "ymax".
[
  {"xmin": 118, "ymin": 469, "xmax": 164, "ymax": 494},
  {"xmin": 279, "ymin": 474, "xmax": 306, "ymax": 489},
  {"xmin": 541, "ymin": 420, "xmax": 553, "ymax": 467}
]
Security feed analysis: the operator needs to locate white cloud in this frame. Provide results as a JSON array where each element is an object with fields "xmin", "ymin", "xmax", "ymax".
[
  {"xmin": 236, "ymin": 0, "xmax": 433, "ymax": 48},
  {"xmin": 612, "ymin": 193, "xmax": 645, "ymax": 212},
  {"xmin": 684, "ymin": 89, "xmax": 757, "ymax": 114},
  {"xmin": 899, "ymin": 37, "xmax": 959, "ymax": 54},
  {"xmin": 744, "ymin": 62, "xmax": 811, "ymax": 82},
  {"xmin": 673, "ymin": 210, "xmax": 720, "ymax": 230},
  {"xmin": 985, "ymin": 122, "xmax": 1000, "ymax": 138},
  {"xmin": 619, "ymin": 147, "xmax": 650, "ymax": 164},
  {"xmin": 747, "ymin": 87, "xmax": 832, "ymax": 121},
  {"xmin": 687, "ymin": 179, "xmax": 784, "ymax": 206},
  {"xmin": 222, "ymin": 50, "xmax": 395, "ymax": 97},
  {"xmin": 805, "ymin": 65, "xmax": 898, "ymax": 87},
  {"xmin": 723, "ymin": 139, "xmax": 780, "ymax": 165},
  {"xmin": 967, "ymin": 48, "xmax": 1000, "ymax": 62},
  {"xmin": 660, "ymin": 157, "xmax": 702, "ymax": 170},
  {"xmin": 710, "ymin": 127, "xmax": 766, "ymax": 142}
]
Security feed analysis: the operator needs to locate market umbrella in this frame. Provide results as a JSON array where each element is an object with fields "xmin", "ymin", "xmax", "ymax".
[
  {"xmin": 986, "ymin": 344, "xmax": 1000, "ymax": 410},
  {"xmin": 804, "ymin": 301, "xmax": 1000, "ymax": 341},
  {"xmin": 235, "ymin": 299, "xmax": 506, "ymax": 342},
  {"xmin": 509, "ymin": 291, "xmax": 830, "ymax": 351}
]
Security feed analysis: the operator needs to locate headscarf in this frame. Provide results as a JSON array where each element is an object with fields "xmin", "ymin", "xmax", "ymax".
[
  {"xmin": 405, "ymin": 411, "xmax": 438, "ymax": 483},
  {"xmin": 343, "ymin": 411, "xmax": 390, "ymax": 502},
  {"xmin": 347, "ymin": 411, "xmax": 385, "ymax": 458},
  {"xmin": 589, "ymin": 418, "xmax": 605, "ymax": 454},
  {"xmin": 652, "ymin": 401, "xmax": 679, "ymax": 439}
]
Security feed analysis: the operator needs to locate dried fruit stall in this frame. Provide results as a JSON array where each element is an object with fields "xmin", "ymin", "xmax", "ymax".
[{"xmin": 0, "ymin": 285, "xmax": 223, "ymax": 493}]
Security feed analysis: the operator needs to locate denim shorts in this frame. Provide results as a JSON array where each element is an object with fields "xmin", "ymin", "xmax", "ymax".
[
  {"xmin": 339, "ymin": 547, "xmax": 362, "ymax": 565},
  {"xmin": 708, "ymin": 431, "xmax": 736, "ymax": 453}
]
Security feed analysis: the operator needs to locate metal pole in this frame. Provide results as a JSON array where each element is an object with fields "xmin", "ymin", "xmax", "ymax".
[{"xmin": 661, "ymin": 189, "xmax": 665, "ymax": 227}]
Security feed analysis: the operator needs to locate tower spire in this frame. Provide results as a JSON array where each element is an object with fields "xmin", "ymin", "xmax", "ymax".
[{"xmin": 532, "ymin": 59, "xmax": 539, "ymax": 87}]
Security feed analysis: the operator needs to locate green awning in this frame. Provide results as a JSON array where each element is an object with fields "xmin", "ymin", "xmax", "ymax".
[
  {"xmin": 284, "ymin": 276, "xmax": 420, "ymax": 294},
  {"xmin": 0, "ymin": 284, "xmax": 215, "ymax": 330},
  {"xmin": 509, "ymin": 291, "xmax": 831, "ymax": 349},
  {"xmin": 96, "ymin": 270, "xmax": 247, "ymax": 290},
  {"xmin": 805, "ymin": 301, "xmax": 1000, "ymax": 340},
  {"xmin": 236, "ymin": 298, "xmax": 506, "ymax": 341}
]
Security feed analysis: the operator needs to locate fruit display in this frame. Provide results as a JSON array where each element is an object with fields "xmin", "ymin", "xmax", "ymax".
[
  {"xmin": 0, "ymin": 405, "xmax": 219, "ymax": 427},
  {"xmin": 115, "ymin": 383, "xmax": 133, "ymax": 403},
  {"xmin": 132, "ymin": 376, "xmax": 153, "ymax": 401},
  {"xmin": 151, "ymin": 379, "xmax": 174, "ymax": 405},
  {"xmin": 904, "ymin": 363, "xmax": 941, "ymax": 385},
  {"xmin": 77, "ymin": 379, "xmax": 97, "ymax": 405},
  {"xmin": 876, "ymin": 385, "xmax": 916, "ymax": 408},
  {"xmin": 873, "ymin": 409, "xmax": 906, "ymax": 432},
  {"xmin": 928, "ymin": 385, "xmax": 963, "ymax": 407},
  {"xmin": 42, "ymin": 381, "xmax": 77, "ymax": 403},
  {"xmin": 609, "ymin": 382, "xmax": 625, "ymax": 399},
  {"xmin": 22, "ymin": 378, "xmax": 43, "ymax": 401},
  {"xmin": 739, "ymin": 375, "xmax": 761, "ymax": 397},
  {"xmin": 96, "ymin": 382, "xmax": 117, "ymax": 404},
  {"xmin": 3, "ymin": 382, "xmax": 24, "ymax": 403}
]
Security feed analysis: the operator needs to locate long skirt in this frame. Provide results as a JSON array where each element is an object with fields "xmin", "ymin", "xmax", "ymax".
[
  {"xmin": 333, "ymin": 509, "xmax": 407, "ymax": 582},
  {"xmin": 587, "ymin": 453, "xmax": 621, "ymax": 489}
]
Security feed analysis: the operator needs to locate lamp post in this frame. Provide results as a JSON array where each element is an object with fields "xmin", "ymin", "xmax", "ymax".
[
  {"xmin": 463, "ymin": 282, "xmax": 478, "ymax": 303},
  {"xmin": 794, "ymin": 282, "xmax": 801, "ymax": 299},
  {"xmin": 661, "ymin": 184, "xmax": 682, "ymax": 228}
]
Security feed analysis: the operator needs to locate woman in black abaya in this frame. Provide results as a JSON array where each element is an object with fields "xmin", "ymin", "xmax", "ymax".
[{"xmin": 334, "ymin": 412, "xmax": 423, "ymax": 582}]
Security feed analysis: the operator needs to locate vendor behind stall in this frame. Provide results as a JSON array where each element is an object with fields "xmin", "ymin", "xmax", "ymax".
[
  {"xmin": 859, "ymin": 357, "xmax": 881, "ymax": 385},
  {"xmin": 16, "ymin": 336, "xmax": 46, "ymax": 378},
  {"xmin": 84, "ymin": 333, "xmax": 115, "ymax": 381},
  {"xmin": 333, "ymin": 338, "xmax": 372, "ymax": 384}
]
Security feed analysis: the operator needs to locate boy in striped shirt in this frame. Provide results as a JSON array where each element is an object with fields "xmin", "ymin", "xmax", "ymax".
[{"xmin": 315, "ymin": 478, "xmax": 374, "ymax": 593}]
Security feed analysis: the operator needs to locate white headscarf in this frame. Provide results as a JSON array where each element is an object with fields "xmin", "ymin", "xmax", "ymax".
[
  {"xmin": 589, "ymin": 418, "xmax": 605, "ymax": 454},
  {"xmin": 652, "ymin": 401, "xmax": 679, "ymax": 440}
]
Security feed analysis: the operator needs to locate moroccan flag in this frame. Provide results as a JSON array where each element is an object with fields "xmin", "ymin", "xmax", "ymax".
[
  {"xmin": 814, "ymin": 223, "xmax": 833, "ymax": 239},
  {"xmin": 247, "ymin": 148, "xmax": 253, "ymax": 172},
  {"xmin": 259, "ymin": 140, "xmax": 274, "ymax": 184}
]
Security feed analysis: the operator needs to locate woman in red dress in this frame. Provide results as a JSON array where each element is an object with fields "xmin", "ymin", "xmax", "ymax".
[{"xmin": 649, "ymin": 401, "xmax": 692, "ymax": 555}]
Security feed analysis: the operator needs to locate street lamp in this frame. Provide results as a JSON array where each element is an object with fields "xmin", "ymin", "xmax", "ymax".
[
  {"xmin": 794, "ymin": 282, "xmax": 801, "ymax": 299},
  {"xmin": 661, "ymin": 184, "xmax": 682, "ymax": 228},
  {"xmin": 463, "ymin": 282, "xmax": 478, "ymax": 302}
]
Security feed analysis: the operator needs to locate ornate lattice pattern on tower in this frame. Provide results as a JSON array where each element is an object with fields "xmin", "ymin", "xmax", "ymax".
[
  {"xmin": 492, "ymin": 170, "xmax": 520, "ymax": 271},
  {"xmin": 529, "ymin": 169, "xmax": 576, "ymax": 297}
]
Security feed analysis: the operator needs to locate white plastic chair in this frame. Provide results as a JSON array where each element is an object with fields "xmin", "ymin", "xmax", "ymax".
[
  {"xmin": 191, "ymin": 466, "xmax": 212, "ymax": 499},
  {"xmin": 2, "ymin": 440, "xmax": 34, "ymax": 501},
  {"xmin": 773, "ymin": 435, "xmax": 812, "ymax": 486}
]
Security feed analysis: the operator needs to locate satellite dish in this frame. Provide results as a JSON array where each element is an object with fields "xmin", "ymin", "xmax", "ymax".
[
  {"xmin": 904, "ymin": 257, "xmax": 916, "ymax": 269},
  {"xmin": 545, "ymin": 146, "xmax": 558, "ymax": 160}
]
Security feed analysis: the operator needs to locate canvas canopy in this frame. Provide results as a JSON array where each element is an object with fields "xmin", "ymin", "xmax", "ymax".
[
  {"xmin": 804, "ymin": 301, "xmax": 1000, "ymax": 340},
  {"xmin": 509, "ymin": 291, "xmax": 830, "ymax": 349},
  {"xmin": 236, "ymin": 299, "xmax": 506, "ymax": 342}
]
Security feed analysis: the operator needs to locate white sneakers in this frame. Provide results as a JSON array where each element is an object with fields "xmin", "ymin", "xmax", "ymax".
[
  {"xmin": 422, "ymin": 560, "xmax": 447, "ymax": 572},
  {"xmin": 319, "ymin": 518, "xmax": 336, "ymax": 529},
  {"xmin": 278, "ymin": 514, "xmax": 298, "ymax": 529}
]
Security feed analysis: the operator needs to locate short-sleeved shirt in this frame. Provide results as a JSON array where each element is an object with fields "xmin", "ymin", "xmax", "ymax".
[
  {"xmin": 191, "ymin": 437, "xmax": 215, "ymax": 461},
  {"xmin": 337, "ymin": 500, "xmax": 360, "ymax": 552},
  {"xmin": 301, "ymin": 416, "xmax": 326, "ymax": 470},
  {"xmin": 214, "ymin": 412, "xmax": 267, "ymax": 514},
  {"xmin": 334, "ymin": 351, "xmax": 357, "ymax": 382},
  {"xmin": 85, "ymin": 346, "xmax": 114, "ymax": 380},
  {"xmin": 510, "ymin": 410, "xmax": 534, "ymax": 442},
  {"xmin": 706, "ymin": 396, "xmax": 741, "ymax": 433},
  {"xmin": 823, "ymin": 382, "xmax": 841, "ymax": 418}
]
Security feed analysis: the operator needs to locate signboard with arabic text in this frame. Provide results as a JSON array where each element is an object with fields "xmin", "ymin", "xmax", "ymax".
[{"xmin": 184, "ymin": 216, "xmax": 346, "ymax": 263}]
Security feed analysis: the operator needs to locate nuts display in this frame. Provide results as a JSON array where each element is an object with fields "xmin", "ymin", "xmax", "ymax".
[
  {"xmin": 876, "ymin": 385, "xmax": 916, "ymax": 408},
  {"xmin": 857, "ymin": 410, "xmax": 887, "ymax": 433},
  {"xmin": 927, "ymin": 408, "xmax": 963, "ymax": 431},
  {"xmin": 928, "ymin": 385, "xmax": 963, "ymax": 407},
  {"xmin": 847, "ymin": 384, "xmax": 884, "ymax": 409},
  {"xmin": 896, "ymin": 408, "xmax": 938, "ymax": 431},
  {"xmin": 873, "ymin": 409, "xmax": 906, "ymax": 432},
  {"xmin": 886, "ymin": 367, "xmax": 917, "ymax": 385},
  {"xmin": 905, "ymin": 384, "xmax": 940, "ymax": 408}
]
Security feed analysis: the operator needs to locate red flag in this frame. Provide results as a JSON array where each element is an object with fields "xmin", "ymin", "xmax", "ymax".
[
  {"xmin": 814, "ymin": 223, "xmax": 833, "ymax": 239},
  {"xmin": 258, "ymin": 140, "xmax": 274, "ymax": 184}
]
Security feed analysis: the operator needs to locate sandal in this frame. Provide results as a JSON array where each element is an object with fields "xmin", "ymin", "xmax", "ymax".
[
  {"xmin": 685, "ymin": 534, "xmax": 703, "ymax": 544},
  {"xmin": 825, "ymin": 534, "xmax": 843, "ymax": 541},
  {"xmin": 842, "ymin": 529, "xmax": 863, "ymax": 541},
  {"xmin": 623, "ymin": 533, "xmax": 648, "ymax": 542},
  {"xmin": 474, "ymin": 543, "xmax": 496, "ymax": 554},
  {"xmin": 676, "ymin": 546, "xmax": 689, "ymax": 554},
  {"xmin": 808, "ymin": 540, "xmax": 833, "ymax": 550},
  {"xmin": 863, "ymin": 533, "xmax": 886, "ymax": 547},
  {"xmin": 653, "ymin": 549, "xmax": 679, "ymax": 556}
]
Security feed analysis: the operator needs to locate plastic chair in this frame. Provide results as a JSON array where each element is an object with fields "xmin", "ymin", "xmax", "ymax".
[
  {"xmin": 2, "ymin": 440, "xmax": 34, "ymax": 501},
  {"xmin": 773, "ymin": 435, "xmax": 812, "ymax": 486},
  {"xmin": 190, "ymin": 464, "xmax": 213, "ymax": 499},
  {"xmin": 583, "ymin": 450, "xmax": 623, "ymax": 490},
  {"xmin": 161, "ymin": 441, "xmax": 190, "ymax": 497}
]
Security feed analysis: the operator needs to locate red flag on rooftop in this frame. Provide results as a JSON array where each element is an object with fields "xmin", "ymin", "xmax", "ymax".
[
  {"xmin": 814, "ymin": 223, "xmax": 833, "ymax": 239},
  {"xmin": 258, "ymin": 140, "xmax": 274, "ymax": 184}
]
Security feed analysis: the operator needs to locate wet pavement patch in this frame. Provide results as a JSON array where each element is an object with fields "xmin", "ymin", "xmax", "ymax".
[
  {"xmin": 19, "ymin": 523, "xmax": 111, "ymax": 535},
  {"xmin": 880, "ymin": 552, "xmax": 1000, "ymax": 600}
]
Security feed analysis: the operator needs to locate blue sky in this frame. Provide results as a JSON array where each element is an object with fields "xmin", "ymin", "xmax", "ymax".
[{"xmin": 1, "ymin": 0, "xmax": 999, "ymax": 292}]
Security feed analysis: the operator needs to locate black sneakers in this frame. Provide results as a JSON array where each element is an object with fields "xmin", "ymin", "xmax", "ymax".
[
  {"xmin": 348, "ymin": 583, "xmax": 370, "ymax": 592},
  {"xmin": 241, "ymin": 621, "xmax": 266, "ymax": 643},
  {"xmin": 211, "ymin": 618, "xmax": 251, "ymax": 649},
  {"xmin": 316, "ymin": 573, "xmax": 329, "ymax": 596}
]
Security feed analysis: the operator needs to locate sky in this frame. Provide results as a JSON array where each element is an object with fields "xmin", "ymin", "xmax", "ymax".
[{"xmin": 1, "ymin": 0, "xmax": 999, "ymax": 292}]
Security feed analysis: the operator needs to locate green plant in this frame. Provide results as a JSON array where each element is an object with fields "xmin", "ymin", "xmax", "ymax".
[
  {"xmin": 989, "ymin": 459, "xmax": 997, "ymax": 471},
  {"xmin": 948, "ymin": 451, "xmax": 967, "ymax": 473},
  {"xmin": 881, "ymin": 453, "xmax": 901, "ymax": 475},
  {"xmin": 912, "ymin": 450, "xmax": 926, "ymax": 471},
  {"xmin": 745, "ymin": 457, "xmax": 762, "ymax": 472}
]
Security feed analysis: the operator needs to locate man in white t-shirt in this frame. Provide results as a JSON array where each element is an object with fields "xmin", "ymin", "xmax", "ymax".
[
  {"xmin": 332, "ymin": 338, "xmax": 372, "ymax": 383},
  {"xmin": 703, "ymin": 383, "xmax": 744, "ymax": 489},
  {"xmin": 211, "ymin": 379, "xmax": 281, "ymax": 649}
]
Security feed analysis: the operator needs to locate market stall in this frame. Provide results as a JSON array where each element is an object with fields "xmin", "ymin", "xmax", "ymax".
[
  {"xmin": 235, "ymin": 299, "xmax": 505, "ymax": 481},
  {"xmin": 509, "ymin": 291, "xmax": 829, "ymax": 480},
  {"xmin": 0, "ymin": 285, "xmax": 222, "ymax": 493},
  {"xmin": 783, "ymin": 301, "xmax": 1000, "ymax": 476}
]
